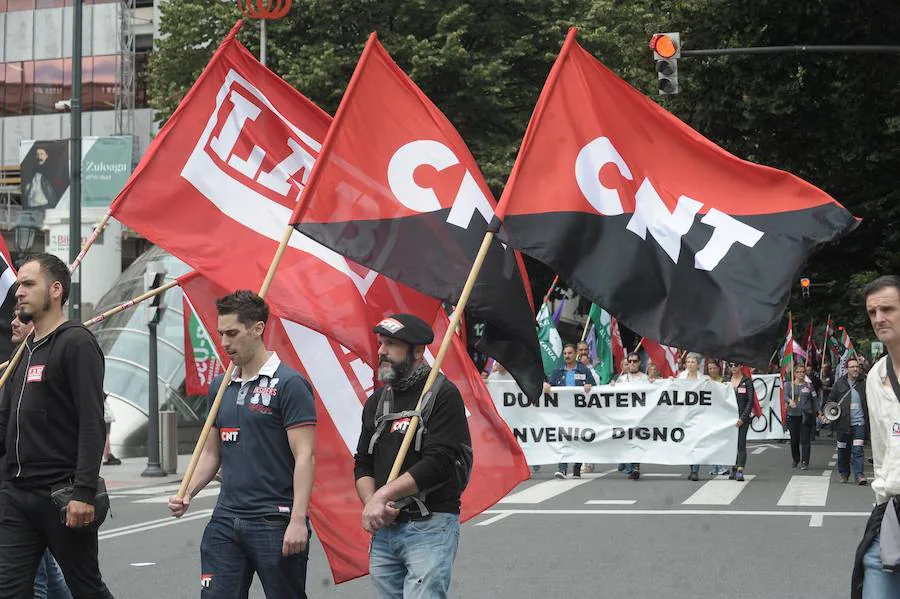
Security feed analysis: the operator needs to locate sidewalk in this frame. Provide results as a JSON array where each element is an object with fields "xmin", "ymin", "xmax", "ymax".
[{"xmin": 101, "ymin": 454, "xmax": 192, "ymax": 491}]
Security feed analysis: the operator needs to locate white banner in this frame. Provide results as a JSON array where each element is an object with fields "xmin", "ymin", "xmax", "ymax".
[
  {"xmin": 489, "ymin": 379, "xmax": 738, "ymax": 465},
  {"xmin": 748, "ymin": 374, "xmax": 789, "ymax": 441}
]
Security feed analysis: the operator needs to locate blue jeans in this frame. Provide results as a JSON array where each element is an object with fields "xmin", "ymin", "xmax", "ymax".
[
  {"xmin": 837, "ymin": 424, "xmax": 866, "ymax": 479},
  {"xmin": 862, "ymin": 534, "xmax": 900, "ymax": 598},
  {"xmin": 370, "ymin": 512, "xmax": 460, "ymax": 599},
  {"xmin": 33, "ymin": 550, "xmax": 72, "ymax": 599},
  {"xmin": 690, "ymin": 464, "xmax": 700, "ymax": 474},
  {"xmin": 200, "ymin": 515, "xmax": 310, "ymax": 598}
]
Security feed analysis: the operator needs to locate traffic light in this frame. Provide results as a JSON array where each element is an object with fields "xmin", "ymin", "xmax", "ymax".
[
  {"xmin": 800, "ymin": 277, "xmax": 811, "ymax": 297},
  {"xmin": 649, "ymin": 32, "xmax": 680, "ymax": 95},
  {"xmin": 144, "ymin": 270, "xmax": 168, "ymax": 325}
]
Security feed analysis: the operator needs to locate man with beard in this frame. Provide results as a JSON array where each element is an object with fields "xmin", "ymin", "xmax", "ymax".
[
  {"xmin": 24, "ymin": 147, "xmax": 60, "ymax": 209},
  {"xmin": 0, "ymin": 254, "xmax": 114, "ymax": 597},
  {"xmin": 168, "ymin": 291, "xmax": 316, "ymax": 598},
  {"xmin": 354, "ymin": 314, "xmax": 472, "ymax": 599}
]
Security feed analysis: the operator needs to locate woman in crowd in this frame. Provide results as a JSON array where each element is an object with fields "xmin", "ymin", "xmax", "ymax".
[
  {"xmin": 679, "ymin": 353, "xmax": 719, "ymax": 480},
  {"xmin": 785, "ymin": 363, "xmax": 822, "ymax": 469},
  {"xmin": 727, "ymin": 362, "xmax": 755, "ymax": 481}
]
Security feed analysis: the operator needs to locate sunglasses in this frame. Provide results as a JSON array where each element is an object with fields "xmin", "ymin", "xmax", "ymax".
[{"xmin": 627, "ymin": 359, "xmax": 640, "ymax": 363}]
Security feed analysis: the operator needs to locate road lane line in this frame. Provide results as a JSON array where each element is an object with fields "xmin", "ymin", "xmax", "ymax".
[
  {"xmin": 482, "ymin": 508, "xmax": 867, "ymax": 518},
  {"xmin": 132, "ymin": 487, "xmax": 220, "ymax": 504},
  {"xmin": 475, "ymin": 513, "xmax": 513, "ymax": 526},
  {"xmin": 777, "ymin": 476, "xmax": 830, "ymax": 506},
  {"xmin": 682, "ymin": 475, "xmax": 756, "ymax": 505},
  {"xmin": 585, "ymin": 500, "xmax": 637, "ymax": 505},
  {"xmin": 499, "ymin": 469, "xmax": 615, "ymax": 504},
  {"xmin": 809, "ymin": 514, "xmax": 824, "ymax": 527},
  {"xmin": 99, "ymin": 509, "xmax": 213, "ymax": 540}
]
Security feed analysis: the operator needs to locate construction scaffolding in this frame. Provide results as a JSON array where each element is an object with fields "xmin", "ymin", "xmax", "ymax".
[{"xmin": 115, "ymin": 0, "xmax": 137, "ymax": 144}]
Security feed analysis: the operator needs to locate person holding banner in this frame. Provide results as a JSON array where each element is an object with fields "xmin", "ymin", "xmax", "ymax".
[
  {"xmin": 354, "ymin": 314, "xmax": 472, "ymax": 599},
  {"xmin": 545, "ymin": 344, "xmax": 596, "ymax": 478},
  {"xmin": 727, "ymin": 362, "xmax": 755, "ymax": 482},
  {"xmin": 614, "ymin": 352, "xmax": 648, "ymax": 479},
  {"xmin": 168, "ymin": 291, "xmax": 317, "ymax": 598},
  {"xmin": 680, "ymin": 353, "xmax": 714, "ymax": 481},
  {"xmin": 785, "ymin": 364, "xmax": 821, "ymax": 470},
  {"xmin": 850, "ymin": 276, "xmax": 900, "ymax": 598}
]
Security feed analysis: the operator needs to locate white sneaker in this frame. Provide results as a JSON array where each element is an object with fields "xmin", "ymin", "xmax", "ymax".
[{"xmin": 554, "ymin": 471, "xmax": 567, "ymax": 479}]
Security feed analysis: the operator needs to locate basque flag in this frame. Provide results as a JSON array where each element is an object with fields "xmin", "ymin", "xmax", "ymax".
[
  {"xmin": 290, "ymin": 33, "xmax": 544, "ymax": 400},
  {"xmin": 494, "ymin": 29, "xmax": 858, "ymax": 366}
]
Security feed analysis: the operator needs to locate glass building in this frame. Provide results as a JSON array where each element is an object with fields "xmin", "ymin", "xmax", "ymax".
[{"xmin": 93, "ymin": 246, "xmax": 207, "ymax": 456}]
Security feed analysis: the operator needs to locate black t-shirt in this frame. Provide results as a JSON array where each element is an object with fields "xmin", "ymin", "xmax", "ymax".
[
  {"xmin": 354, "ymin": 375, "xmax": 471, "ymax": 515},
  {"xmin": 210, "ymin": 355, "xmax": 316, "ymax": 519}
]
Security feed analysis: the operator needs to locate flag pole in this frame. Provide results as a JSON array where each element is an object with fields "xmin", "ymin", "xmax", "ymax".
[
  {"xmin": 819, "ymin": 314, "xmax": 830, "ymax": 380},
  {"xmin": 579, "ymin": 315, "xmax": 591, "ymax": 343},
  {"xmin": 805, "ymin": 320, "xmax": 813, "ymax": 367},
  {"xmin": 633, "ymin": 338, "xmax": 644, "ymax": 354},
  {"xmin": 387, "ymin": 230, "xmax": 495, "ymax": 483},
  {"xmin": 541, "ymin": 274, "xmax": 559, "ymax": 307},
  {"xmin": 176, "ymin": 224, "xmax": 295, "ymax": 500},
  {"xmin": 0, "ymin": 212, "xmax": 116, "ymax": 389}
]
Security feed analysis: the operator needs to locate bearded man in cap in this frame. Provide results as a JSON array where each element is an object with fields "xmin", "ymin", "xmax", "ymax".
[{"xmin": 354, "ymin": 314, "xmax": 473, "ymax": 599}]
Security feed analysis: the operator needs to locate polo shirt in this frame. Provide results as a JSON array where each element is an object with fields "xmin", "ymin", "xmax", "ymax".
[{"xmin": 210, "ymin": 353, "xmax": 316, "ymax": 519}]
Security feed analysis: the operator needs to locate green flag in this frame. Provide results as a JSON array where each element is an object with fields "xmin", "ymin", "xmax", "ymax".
[
  {"xmin": 588, "ymin": 304, "xmax": 613, "ymax": 384},
  {"xmin": 536, "ymin": 303, "xmax": 563, "ymax": 379}
]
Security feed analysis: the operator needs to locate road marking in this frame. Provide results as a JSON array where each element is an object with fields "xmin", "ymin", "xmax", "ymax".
[
  {"xmin": 682, "ymin": 475, "xmax": 756, "ymax": 505},
  {"xmin": 111, "ymin": 483, "xmax": 185, "ymax": 496},
  {"xmin": 475, "ymin": 513, "xmax": 513, "ymax": 526},
  {"xmin": 585, "ymin": 500, "xmax": 637, "ymax": 505},
  {"xmin": 640, "ymin": 473, "xmax": 683, "ymax": 478},
  {"xmin": 822, "ymin": 470, "xmax": 832, "ymax": 477},
  {"xmin": 500, "ymin": 469, "xmax": 615, "ymax": 504},
  {"xmin": 752, "ymin": 447, "xmax": 768, "ymax": 455},
  {"xmin": 809, "ymin": 514, "xmax": 824, "ymax": 527},
  {"xmin": 828, "ymin": 461, "xmax": 836, "ymax": 466},
  {"xmin": 482, "ymin": 508, "xmax": 868, "ymax": 519},
  {"xmin": 99, "ymin": 509, "xmax": 213, "ymax": 541},
  {"xmin": 130, "ymin": 563, "xmax": 156, "ymax": 567},
  {"xmin": 132, "ymin": 487, "xmax": 220, "ymax": 504},
  {"xmin": 777, "ymin": 476, "xmax": 830, "ymax": 506}
]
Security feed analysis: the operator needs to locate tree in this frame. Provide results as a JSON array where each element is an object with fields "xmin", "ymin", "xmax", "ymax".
[{"xmin": 148, "ymin": 1, "xmax": 900, "ymax": 347}]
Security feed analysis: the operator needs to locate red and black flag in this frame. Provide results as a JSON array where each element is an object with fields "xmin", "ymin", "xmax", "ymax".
[
  {"xmin": 494, "ymin": 29, "xmax": 858, "ymax": 366},
  {"xmin": 291, "ymin": 33, "xmax": 543, "ymax": 399}
]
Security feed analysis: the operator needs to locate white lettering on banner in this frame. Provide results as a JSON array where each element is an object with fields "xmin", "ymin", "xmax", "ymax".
[
  {"xmin": 181, "ymin": 70, "xmax": 378, "ymax": 298},
  {"xmin": 387, "ymin": 140, "xmax": 495, "ymax": 231},
  {"xmin": 487, "ymin": 379, "xmax": 738, "ymax": 465},
  {"xmin": 574, "ymin": 136, "xmax": 764, "ymax": 270}
]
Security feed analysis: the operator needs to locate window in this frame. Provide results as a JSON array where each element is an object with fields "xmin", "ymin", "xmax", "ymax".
[
  {"xmin": 135, "ymin": 51, "xmax": 149, "ymax": 109},
  {"xmin": 3, "ymin": 61, "xmax": 34, "ymax": 116},
  {"xmin": 32, "ymin": 58, "xmax": 64, "ymax": 114},
  {"xmin": 6, "ymin": 1, "xmax": 35, "ymax": 12},
  {"xmin": 61, "ymin": 56, "xmax": 93, "ymax": 113},
  {"xmin": 90, "ymin": 54, "xmax": 117, "ymax": 110}
]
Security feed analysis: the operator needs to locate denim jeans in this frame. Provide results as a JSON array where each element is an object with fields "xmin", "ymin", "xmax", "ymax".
[
  {"xmin": 200, "ymin": 515, "xmax": 310, "ymax": 599},
  {"xmin": 862, "ymin": 534, "xmax": 900, "ymax": 598},
  {"xmin": 34, "ymin": 550, "xmax": 73, "ymax": 599},
  {"xmin": 837, "ymin": 424, "xmax": 866, "ymax": 479},
  {"xmin": 370, "ymin": 512, "xmax": 460, "ymax": 599}
]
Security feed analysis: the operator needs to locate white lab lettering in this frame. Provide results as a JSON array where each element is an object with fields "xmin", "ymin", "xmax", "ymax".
[{"xmin": 256, "ymin": 137, "xmax": 316, "ymax": 196}]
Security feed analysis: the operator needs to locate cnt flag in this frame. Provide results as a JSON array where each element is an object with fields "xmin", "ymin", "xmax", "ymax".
[
  {"xmin": 289, "ymin": 33, "xmax": 544, "ymax": 400},
  {"xmin": 493, "ymin": 29, "xmax": 858, "ymax": 367},
  {"xmin": 108, "ymin": 24, "xmax": 439, "ymax": 368}
]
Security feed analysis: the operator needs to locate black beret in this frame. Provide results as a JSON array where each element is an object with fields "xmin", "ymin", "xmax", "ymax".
[{"xmin": 373, "ymin": 314, "xmax": 434, "ymax": 345}]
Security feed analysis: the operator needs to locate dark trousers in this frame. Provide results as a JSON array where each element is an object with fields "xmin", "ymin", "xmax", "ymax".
[
  {"xmin": 837, "ymin": 423, "xmax": 867, "ymax": 479},
  {"xmin": 0, "ymin": 483, "xmax": 113, "ymax": 599},
  {"xmin": 200, "ymin": 515, "xmax": 310, "ymax": 599},
  {"xmin": 557, "ymin": 463, "xmax": 581, "ymax": 476},
  {"xmin": 735, "ymin": 423, "xmax": 750, "ymax": 469},
  {"xmin": 788, "ymin": 414, "xmax": 814, "ymax": 465}
]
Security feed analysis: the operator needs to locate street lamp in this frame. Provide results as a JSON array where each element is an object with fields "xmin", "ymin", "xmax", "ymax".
[
  {"xmin": 13, "ymin": 211, "xmax": 42, "ymax": 259},
  {"xmin": 237, "ymin": 0, "xmax": 293, "ymax": 66}
]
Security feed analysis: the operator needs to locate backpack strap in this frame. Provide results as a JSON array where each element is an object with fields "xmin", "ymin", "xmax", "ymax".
[
  {"xmin": 885, "ymin": 356, "xmax": 900, "ymax": 405},
  {"xmin": 413, "ymin": 374, "xmax": 447, "ymax": 452}
]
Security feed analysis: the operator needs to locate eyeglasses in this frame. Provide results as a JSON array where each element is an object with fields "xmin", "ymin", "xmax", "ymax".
[{"xmin": 627, "ymin": 359, "xmax": 640, "ymax": 363}]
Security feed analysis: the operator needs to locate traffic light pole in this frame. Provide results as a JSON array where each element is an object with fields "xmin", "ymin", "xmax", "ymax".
[{"xmin": 681, "ymin": 45, "xmax": 900, "ymax": 58}]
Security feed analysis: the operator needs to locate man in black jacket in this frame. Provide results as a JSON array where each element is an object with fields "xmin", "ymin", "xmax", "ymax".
[
  {"xmin": 828, "ymin": 357, "xmax": 869, "ymax": 485},
  {"xmin": 0, "ymin": 253, "xmax": 114, "ymax": 598},
  {"xmin": 354, "ymin": 314, "xmax": 471, "ymax": 599}
]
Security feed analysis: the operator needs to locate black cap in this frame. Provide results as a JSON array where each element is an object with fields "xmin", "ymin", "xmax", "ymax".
[{"xmin": 373, "ymin": 314, "xmax": 434, "ymax": 345}]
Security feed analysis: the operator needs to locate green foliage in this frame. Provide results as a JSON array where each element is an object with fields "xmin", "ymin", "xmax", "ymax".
[{"xmin": 148, "ymin": 0, "xmax": 900, "ymax": 347}]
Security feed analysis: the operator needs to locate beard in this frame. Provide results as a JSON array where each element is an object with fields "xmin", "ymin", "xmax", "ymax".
[
  {"xmin": 18, "ymin": 291, "xmax": 52, "ymax": 325},
  {"xmin": 377, "ymin": 349, "xmax": 416, "ymax": 383}
]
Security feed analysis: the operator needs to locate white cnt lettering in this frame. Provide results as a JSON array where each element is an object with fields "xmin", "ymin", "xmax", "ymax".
[
  {"xmin": 575, "ymin": 136, "xmax": 764, "ymax": 270},
  {"xmin": 574, "ymin": 136, "xmax": 632, "ymax": 216},
  {"xmin": 693, "ymin": 209, "xmax": 764, "ymax": 271},
  {"xmin": 626, "ymin": 179, "xmax": 702, "ymax": 264},
  {"xmin": 387, "ymin": 140, "xmax": 494, "ymax": 230}
]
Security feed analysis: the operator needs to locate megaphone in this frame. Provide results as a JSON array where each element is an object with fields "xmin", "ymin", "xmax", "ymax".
[{"xmin": 823, "ymin": 401, "xmax": 841, "ymax": 422}]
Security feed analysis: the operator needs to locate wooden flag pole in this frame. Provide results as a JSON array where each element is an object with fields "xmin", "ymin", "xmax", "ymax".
[
  {"xmin": 176, "ymin": 224, "xmax": 295, "ymax": 499},
  {"xmin": 579, "ymin": 316, "xmax": 591, "ymax": 343},
  {"xmin": 541, "ymin": 274, "xmax": 560, "ymax": 307},
  {"xmin": 388, "ymin": 231, "xmax": 495, "ymax": 482},
  {"xmin": 633, "ymin": 338, "xmax": 644, "ymax": 354},
  {"xmin": 819, "ymin": 315, "xmax": 831, "ymax": 380},
  {"xmin": 0, "ymin": 279, "xmax": 179, "ymax": 372},
  {"xmin": 0, "ymin": 213, "xmax": 115, "ymax": 389}
]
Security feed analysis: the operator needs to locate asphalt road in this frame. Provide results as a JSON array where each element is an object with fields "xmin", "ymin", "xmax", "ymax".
[{"xmin": 94, "ymin": 439, "xmax": 873, "ymax": 598}]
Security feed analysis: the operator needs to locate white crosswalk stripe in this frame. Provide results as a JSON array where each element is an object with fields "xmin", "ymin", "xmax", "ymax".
[
  {"xmin": 777, "ymin": 476, "xmax": 830, "ymax": 506},
  {"xmin": 682, "ymin": 476, "xmax": 756, "ymax": 505}
]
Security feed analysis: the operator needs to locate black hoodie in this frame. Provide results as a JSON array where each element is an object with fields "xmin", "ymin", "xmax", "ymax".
[{"xmin": 0, "ymin": 321, "xmax": 106, "ymax": 504}]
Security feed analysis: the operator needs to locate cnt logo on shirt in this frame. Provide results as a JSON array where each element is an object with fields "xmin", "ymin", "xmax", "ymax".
[
  {"xmin": 221, "ymin": 427, "xmax": 240, "ymax": 442},
  {"xmin": 390, "ymin": 418, "xmax": 411, "ymax": 434},
  {"xmin": 26, "ymin": 365, "xmax": 45, "ymax": 383},
  {"xmin": 200, "ymin": 574, "xmax": 213, "ymax": 589}
]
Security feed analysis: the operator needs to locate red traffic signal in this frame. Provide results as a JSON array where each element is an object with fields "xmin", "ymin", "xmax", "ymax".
[
  {"xmin": 800, "ymin": 277, "xmax": 810, "ymax": 288},
  {"xmin": 649, "ymin": 33, "xmax": 679, "ymax": 59}
]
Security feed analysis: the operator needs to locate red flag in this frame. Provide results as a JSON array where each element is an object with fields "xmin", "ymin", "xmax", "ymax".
[
  {"xmin": 179, "ymin": 272, "xmax": 528, "ymax": 582},
  {"xmin": 779, "ymin": 314, "xmax": 797, "ymax": 425},
  {"xmin": 288, "ymin": 33, "xmax": 543, "ymax": 401},
  {"xmin": 642, "ymin": 339, "xmax": 679, "ymax": 378},
  {"xmin": 494, "ymin": 29, "xmax": 857, "ymax": 367},
  {"xmin": 802, "ymin": 320, "xmax": 818, "ymax": 367},
  {"xmin": 109, "ymin": 24, "xmax": 439, "ymax": 367},
  {"xmin": 610, "ymin": 317, "xmax": 626, "ymax": 372},
  {"xmin": 182, "ymin": 296, "xmax": 225, "ymax": 396}
]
